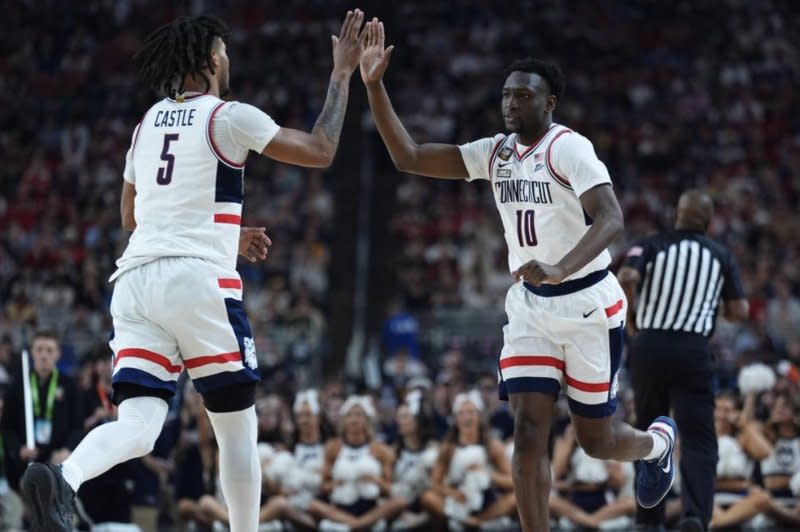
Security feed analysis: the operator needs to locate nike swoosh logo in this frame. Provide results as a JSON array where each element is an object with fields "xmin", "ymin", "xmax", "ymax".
[
  {"xmin": 498, "ymin": 162, "xmax": 511, "ymax": 168},
  {"xmin": 582, "ymin": 309, "xmax": 598, "ymax": 318},
  {"xmin": 661, "ymin": 453, "xmax": 672, "ymax": 474}
]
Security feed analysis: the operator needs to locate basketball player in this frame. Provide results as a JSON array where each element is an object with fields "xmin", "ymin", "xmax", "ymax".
[
  {"xmin": 21, "ymin": 12, "xmax": 367, "ymax": 532},
  {"xmin": 359, "ymin": 20, "xmax": 677, "ymax": 532}
]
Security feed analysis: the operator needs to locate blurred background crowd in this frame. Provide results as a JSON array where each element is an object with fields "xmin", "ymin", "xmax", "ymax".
[{"xmin": 0, "ymin": 0, "xmax": 799, "ymax": 530}]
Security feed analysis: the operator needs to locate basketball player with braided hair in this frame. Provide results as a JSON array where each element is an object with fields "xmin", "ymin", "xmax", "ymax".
[{"xmin": 21, "ymin": 11, "xmax": 367, "ymax": 531}]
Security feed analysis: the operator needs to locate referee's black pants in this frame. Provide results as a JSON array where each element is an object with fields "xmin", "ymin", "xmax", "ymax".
[{"xmin": 629, "ymin": 329, "xmax": 717, "ymax": 529}]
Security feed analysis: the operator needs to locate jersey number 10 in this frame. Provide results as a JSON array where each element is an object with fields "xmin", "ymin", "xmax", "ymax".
[
  {"xmin": 516, "ymin": 210, "xmax": 537, "ymax": 247},
  {"xmin": 156, "ymin": 133, "xmax": 180, "ymax": 185}
]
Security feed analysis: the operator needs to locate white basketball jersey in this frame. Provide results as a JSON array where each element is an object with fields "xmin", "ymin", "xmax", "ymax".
[
  {"xmin": 459, "ymin": 124, "xmax": 612, "ymax": 280},
  {"xmin": 112, "ymin": 94, "xmax": 249, "ymax": 280}
]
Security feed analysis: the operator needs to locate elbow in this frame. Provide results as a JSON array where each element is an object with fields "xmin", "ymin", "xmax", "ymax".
[
  {"xmin": 394, "ymin": 154, "xmax": 417, "ymax": 174},
  {"xmin": 315, "ymin": 142, "xmax": 336, "ymax": 168},
  {"xmin": 317, "ymin": 148, "xmax": 335, "ymax": 168},
  {"xmin": 726, "ymin": 300, "xmax": 750, "ymax": 322},
  {"xmin": 122, "ymin": 217, "xmax": 136, "ymax": 232},
  {"xmin": 599, "ymin": 209, "xmax": 624, "ymax": 241}
]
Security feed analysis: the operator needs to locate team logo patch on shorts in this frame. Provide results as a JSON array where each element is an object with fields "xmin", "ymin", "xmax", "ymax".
[
  {"xmin": 609, "ymin": 371, "xmax": 619, "ymax": 400},
  {"xmin": 243, "ymin": 337, "xmax": 258, "ymax": 369}
]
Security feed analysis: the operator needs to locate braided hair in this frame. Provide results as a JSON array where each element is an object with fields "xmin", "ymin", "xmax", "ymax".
[{"xmin": 136, "ymin": 15, "xmax": 230, "ymax": 98}]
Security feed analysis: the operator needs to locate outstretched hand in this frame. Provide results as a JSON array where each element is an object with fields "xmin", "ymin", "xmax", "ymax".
[
  {"xmin": 360, "ymin": 18, "xmax": 394, "ymax": 85},
  {"xmin": 239, "ymin": 227, "xmax": 272, "ymax": 263},
  {"xmin": 331, "ymin": 9, "xmax": 367, "ymax": 76}
]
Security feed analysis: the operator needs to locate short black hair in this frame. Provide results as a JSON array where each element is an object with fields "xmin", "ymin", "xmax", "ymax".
[
  {"xmin": 505, "ymin": 58, "xmax": 565, "ymax": 103},
  {"xmin": 31, "ymin": 330, "xmax": 60, "ymax": 345},
  {"xmin": 136, "ymin": 15, "xmax": 230, "ymax": 97}
]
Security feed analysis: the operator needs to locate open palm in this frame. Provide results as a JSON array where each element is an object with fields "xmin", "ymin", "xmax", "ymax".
[{"xmin": 360, "ymin": 19, "xmax": 394, "ymax": 85}]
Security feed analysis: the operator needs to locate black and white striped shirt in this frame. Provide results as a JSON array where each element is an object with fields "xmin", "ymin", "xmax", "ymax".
[{"xmin": 623, "ymin": 230, "xmax": 744, "ymax": 337}]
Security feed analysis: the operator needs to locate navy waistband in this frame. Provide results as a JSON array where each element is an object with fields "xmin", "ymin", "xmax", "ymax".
[{"xmin": 524, "ymin": 269, "xmax": 608, "ymax": 297}]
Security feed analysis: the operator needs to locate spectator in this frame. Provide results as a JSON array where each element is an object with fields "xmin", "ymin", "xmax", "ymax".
[
  {"xmin": 0, "ymin": 331, "xmax": 83, "ymax": 491},
  {"xmin": 381, "ymin": 298, "xmax": 421, "ymax": 360}
]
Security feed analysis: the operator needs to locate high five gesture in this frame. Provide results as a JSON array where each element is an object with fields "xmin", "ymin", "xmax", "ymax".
[
  {"xmin": 360, "ymin": 19, "xmax": 394, "ymax": 86},
  {"xmin": 332, "ymin": 9, "xmax": 367, "ymax": 76}
]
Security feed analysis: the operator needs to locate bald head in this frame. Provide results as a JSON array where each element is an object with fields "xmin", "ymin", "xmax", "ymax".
[{"xmin": 675, "ymin": 189, "xmax": 714, "ymax": 232}]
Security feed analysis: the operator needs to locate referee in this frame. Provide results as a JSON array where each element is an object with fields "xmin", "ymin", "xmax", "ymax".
[{"xmin": 618, "ymin": 189, "xmax": 749, "ymax": 532}]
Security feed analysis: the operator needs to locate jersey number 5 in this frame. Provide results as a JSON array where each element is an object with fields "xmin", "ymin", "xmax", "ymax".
[
  {"xmin": 516, "ymin": 209, "xmax": 537, "ymax": 247},
  {"xmin": 156, "ymin": 133, "xmax": 180, "ymax": 185}
]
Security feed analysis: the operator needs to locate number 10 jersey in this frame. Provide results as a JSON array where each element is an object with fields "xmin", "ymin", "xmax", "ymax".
[{"xmin": 459, "ymin": 124, "xmax": 612, "ymax": 281}]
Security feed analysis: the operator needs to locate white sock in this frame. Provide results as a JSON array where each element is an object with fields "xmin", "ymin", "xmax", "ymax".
[
  {"xmin": 643, "ymin": 422, "xmax": 672, "ymax": 461},
  {"xmin": 206, "ymin": 405, "xmax": 260, "ymax": 532},
  {"xmin": 60, "ymin": 396, "xmax": 168, "ymax": 492}
]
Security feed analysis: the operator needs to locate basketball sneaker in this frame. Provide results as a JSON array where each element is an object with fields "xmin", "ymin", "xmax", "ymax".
[
  {"xmin": 20, "ymin": 462, "xmax": 75, "ymax": 531},
  {"xmin": 636, "ymin": 416, "xmax": 677, "ymax": 509}
]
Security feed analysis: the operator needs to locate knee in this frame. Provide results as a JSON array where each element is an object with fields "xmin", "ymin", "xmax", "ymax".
[
  {"xmin": 420, "ymin": 490, "xmax": 440, "ymax": 513},
  {"xmin": 575, "ymin": 432, "xmax": 611, "ymax": 459},
  {"xmin": 129, "ymin": 417, "xmax": 163, "ymax": 456},
  {"xmin": 749, "ymin": 488, "xmax": 772, "ymax": 512},
  {"xmin": 177, "ymin": 499, "xmax": 198, "ymax": 519}
]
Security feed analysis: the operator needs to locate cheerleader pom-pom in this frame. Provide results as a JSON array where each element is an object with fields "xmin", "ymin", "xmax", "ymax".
[
  {"xmin": 791, "ymin": 470, "xmax": 800, "ymax": 496},
  {"xmin": 737, "ymin": 363, "xmax": 776, "ymax": 395}
]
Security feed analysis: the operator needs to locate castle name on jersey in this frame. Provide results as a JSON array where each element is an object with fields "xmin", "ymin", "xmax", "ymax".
[
  {"xmin": 153, "ymin": 108, "xmax": 197, "ymax": 128},
  {"xmin": 495, "ymin": 179, "xmax": 554, "ymax": 205}
]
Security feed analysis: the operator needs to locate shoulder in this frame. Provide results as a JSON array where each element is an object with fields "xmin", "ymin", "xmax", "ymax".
[
  {"xmin": 696, "ymin": 234, "xmax": 733, "ymax": 259},
  {"xmin": 324, "ymin": 438, "xmax": 343, "ymax": 457},
  {"xmin": 548, "ymin": 127, "xmax": 592, "ymax": 154},
  {"xmin": 487, "ymin": 437, "xmax": 507, "ymax": 457},
  {"xmin": 370, "ymin": 441, "xmax": 395, "ymax": 461},
  {"xmin": 462, "ymin": 133, "xmax": 508, "ymax": 151},
  {"xmin": 437, "ymin": 442, "xmax": 455, "ymax": 462}
]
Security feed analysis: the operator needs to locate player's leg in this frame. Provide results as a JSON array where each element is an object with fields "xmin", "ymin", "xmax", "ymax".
[
  {"xmin": 171, "ymin": 261, "xmax": 263, "ymax": 532},
  {"xmin": 565, "ymin": 277, "xmax": 676, "ymax": 511},
  {"xmin": 509, "ymin": 391, "xmax": 556, "ymax": 531},
  {"xmin": 200, "ymin": 383, "xmax": 260, "ymax": 532},
  {"xmin": 21, "ymin": 266, "xmax": 177, "ymax": 532},
  {"xmin": 498, "ymin": 282, "xmax": 563, "ymax": 532}
]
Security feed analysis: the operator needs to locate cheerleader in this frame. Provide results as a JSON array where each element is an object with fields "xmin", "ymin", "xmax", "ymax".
[
  {"xmin": 309, "ymin": 395, "xmax": 396, "ymax": 531},
  {"xmin": 757, "ymin": 391, "xmax": 800, "ymax": 527},
  {"xmin": 420, "ymin": 390, "xmax": 516, "ymax": 529},
  {"xmin": 707, "ymin": 392, "xmax": 773, "ymax": 529}
]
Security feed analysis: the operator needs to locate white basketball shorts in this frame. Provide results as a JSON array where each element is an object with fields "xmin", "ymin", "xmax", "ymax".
[
  {"xmin": 109, "ymin": 257, "xmax": 260, "ymax": 397},
  {"xmin": 498, "ymin": 269, "xmax": 626, "ymax": 418}
]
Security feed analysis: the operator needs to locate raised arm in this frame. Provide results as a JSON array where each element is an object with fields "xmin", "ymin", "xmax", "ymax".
[
  {"xmin": 360, "ymin": 20, "xmax": 468, "ymax": 179},
  {"xmin": 261, "ymin": 10, "xmax": 365, "ymax": 168}
]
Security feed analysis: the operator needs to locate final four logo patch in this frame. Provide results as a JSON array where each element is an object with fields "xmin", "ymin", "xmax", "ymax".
[{"xmin": 498, "ymin": 147, "xmax": 513, "ymax": 161}]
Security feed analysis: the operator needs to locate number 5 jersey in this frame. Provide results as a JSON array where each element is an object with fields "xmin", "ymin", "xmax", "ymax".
[{"xmin": 112, "ymin": 93, "xmax": 279, "ymax": 281}]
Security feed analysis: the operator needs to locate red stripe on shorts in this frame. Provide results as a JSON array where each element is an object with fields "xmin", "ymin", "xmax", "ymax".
[
  {"xmin": 218, "ymin": 278, "xmax": 242, "ymax": 289},
  {"xmin": 499, "ymin": 355, "xmax": 565, "ymax": 372},
  {"xmin": 184, "ymin": 351, "xmax": 241, "ymax": 369},
  {"xmin": 605, "ymin": 299, "xmax": 624, "ymax": 318},
  {"xmin": 214, "ymin": 214, "xmax": 241, "ymax": 225},
  {"xmin": 115, "ymin": 348, "xmax": 182, "ymax": 374},
  {"xmin": 565, "ymin": 375, "xmax": 610, "ymax": 393}
]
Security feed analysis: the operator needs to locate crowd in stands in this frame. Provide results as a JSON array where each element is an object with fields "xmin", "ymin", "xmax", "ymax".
[{"xmin": 1, "ymin": 0, "xmax": 800, "ymax": 530}]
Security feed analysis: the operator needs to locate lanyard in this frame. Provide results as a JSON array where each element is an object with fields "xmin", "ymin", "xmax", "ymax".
[{"xmin": 30, "ymin": 368, "xmax": 59, "ymax": 421}]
